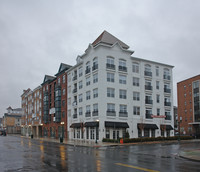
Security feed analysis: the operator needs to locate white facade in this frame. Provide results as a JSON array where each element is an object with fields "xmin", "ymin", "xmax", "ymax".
[{"xmin": 67, "ymin": 32, "xmax": 174, "ymax": 142}]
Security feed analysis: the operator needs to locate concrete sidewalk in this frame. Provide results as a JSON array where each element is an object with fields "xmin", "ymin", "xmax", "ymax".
[{"xmin": 179, "ymin": 149, "xmax": 200, "ymax": 162}]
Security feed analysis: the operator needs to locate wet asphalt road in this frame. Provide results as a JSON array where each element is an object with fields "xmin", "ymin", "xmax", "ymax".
[{"xmin": 0, "ymin": 136, "xmax": 200, "ymax": 172}]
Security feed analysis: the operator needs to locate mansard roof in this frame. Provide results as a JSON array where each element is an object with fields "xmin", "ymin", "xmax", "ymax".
[
  {"xmin": 55, "ymin": 63, "xmax": 72, "ymax": 76},
  {"xmin": 42, "ymin": 75, "xmax": 56, "ymax": 85},
  {"xmin": 92, "ymin": 30, "xmax": 129, "ymax": 49}
]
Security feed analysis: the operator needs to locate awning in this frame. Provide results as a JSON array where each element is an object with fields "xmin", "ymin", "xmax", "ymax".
[
  {"xmin": 105, "ymin": 121, "xmax": 129, "ymax": 128},
  {"xmin": 137, "ymin": 123, "xmax": 158, "ymax": 129},
  {"xmin": 84, "ymin": 121, "xmax": 99, "ymax": 127},
  {"xmin": 160, "ymin": 124, "xmax": 173, "ymax": 130},
  {"xmin": 70, "ymin": 123, "xmax": 83, "ymax": 128}
]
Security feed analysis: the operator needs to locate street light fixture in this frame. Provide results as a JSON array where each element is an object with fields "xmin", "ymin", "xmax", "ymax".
[{"xmin": 60, "ymin": 122, "xmax": 65, "ymax": 143}]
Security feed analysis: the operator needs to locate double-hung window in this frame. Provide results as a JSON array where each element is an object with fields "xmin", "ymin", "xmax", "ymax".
[
  {"xmin": 86, "ymin": 91, "xmax": 91, "ymax": 100},
  {"xmin": 79, "ymin": 107, "xmax": 83, "ymax": 116},
  {"xmin": 93, "ymin": 88, "xmax": 98, "ymax": 98},
  {"xmin": 133, "ymin": 77, "xmax": 139, "ymax": 86},
  {"xmin": 106, "ymin": 57, "xmax": 115, "ymax": 69},
  {"xmin": 79, "ymin": 94, "xmax": 83, "ymax": 103},
  {"xmin": 119, "ymin": 105, "xmax": 127, "ymax": 113},
  {"xmin": 107, "ymin": 88, "xmax": 115, "ymax": 98},
  {"xmin": 107, "ymin": 103, "xmax": 115, "ymax": 112},
  {"xmin": 119, "ymin": 89, "xmax": 127, "ymax": 99},
  {"xmin": 79, "ymin": 81, "xmax": 83, "ymax": 89},
  {"xmin": 133, "ymin": 106, "xmax": 140, "ymax": 115},
  {"xmin": 119, "ymin": 75, "xmax": 126, "ymax": 84},
  {"xmin": 107, "ymin": 72, "xmax": 114, "ymax": 82},
  {"xmin": 119, "ymin": 59, "xmax": 127, "ymax": 72},
  {"xmin": 86, "ymin": 77, "xmax": 90, "ymax": 86},
  {"xmin": 133, "ymin": 92, "xmax": 140, "ymax": 101},
  {"xmin": 132, "ymin": 62, "xmax": 139, "ymax": 73},
  {"xmin": 93, "ymin": 73, "xmax": 98, "ymax": 83}
]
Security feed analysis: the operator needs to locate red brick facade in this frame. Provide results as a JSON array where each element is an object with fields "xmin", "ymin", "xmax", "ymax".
[
  {"xmin": 177, "ymin": 75, "xmax": 200, "ymax": 136},
  {"xmin": 41, "ymin": 64, "xmax": 70, "ymax": 139}
]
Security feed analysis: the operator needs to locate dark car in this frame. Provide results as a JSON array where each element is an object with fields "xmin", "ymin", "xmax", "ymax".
[{"xmin": 0, "ymin": 129, "xmax": 6, "ymax": 136}]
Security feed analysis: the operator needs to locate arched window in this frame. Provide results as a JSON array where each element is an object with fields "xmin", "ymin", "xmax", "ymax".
[
  {"xmin": 93, "ymin": 57, "xmax": 98, "ymax": 70},
  {"xmin": 119, "ymin": 59, "xmax": 127, "ymax": 72},
  {"xmin": 106, "ymin": 56, "xmax": 115, "ymax": 69},
  {"xmin": 145, "ymin": 64, "xmax": 151, "ymax": 72},
  {"xmin": 85, "ymin": 61, "xmax": 90, "ymax": 74},
  {"xmin": 144, "ymin": 64, "xmax": 152, "ymax": 77}
]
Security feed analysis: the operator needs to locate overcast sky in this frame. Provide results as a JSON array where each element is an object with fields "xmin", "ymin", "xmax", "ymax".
[{"xmin": 0, "ymin": 0, "xmax": 200, "ymax": 117}]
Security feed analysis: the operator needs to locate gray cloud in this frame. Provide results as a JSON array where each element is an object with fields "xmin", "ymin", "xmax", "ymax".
[{"xmin": 0, "ymin": 0, "xmax": 200, "ymax": 116}]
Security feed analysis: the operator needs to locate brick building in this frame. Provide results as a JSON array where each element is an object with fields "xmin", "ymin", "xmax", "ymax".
[
  {"xmin": 177, "ymin": 75, "xmax": 200, "ymax": 137},
  {"xmin": 21, "ymin": 86, "xmax": 42, "ymax": 137},
  {"xmin": 41, "ymin": 63, "xmax": 71, "ymax": 139}
]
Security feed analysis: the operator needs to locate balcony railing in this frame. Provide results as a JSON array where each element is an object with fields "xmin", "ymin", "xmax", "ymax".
[
  {"xmin": 145, "ymin": 85, "xmax": 153, "ymax": 91},
  {"xmin": 194, "ymin": 96, "xmax": 199, "ymax": 102},
  {"xmin": 118, "ymin": 66, "xmax": 127, "ymax": 72},
  {"xmin": 119, "ymin": 111, "xmax": 128, "ymax": 117},
  {"xmin": 144, "ymin": 71, "xmax": 152, "ymax": 77},
  {"xmin": 85, "ymin": 112, "xmax": 91, "ymax": 117},
  {"xmin": 73, "ymin": 75, "xmax": 77, "ymax": 81},
  {"xmin": 106, "ymin": 110, "xmax": 116, "ymax": 116},
  {"xmin": 164, "ymin": 102, "xmax": 171, "ymax": 106},
  {"xmin": 92, "ymin": 64, "xmax": 98, "ymax": 71},
  {"xmin": 145, "ymin": 99, "xmax": 153, "ymax": 104},
  {"xmin": 106, "ymin": 63, "xmax": 115, "ymax": 70},
  {"xmin": 85, "ymin": 68, "xmax": 91, "ymax": 75},
  {"xmin": 163, "ymin": 75, "xmax": 170, "ymax": 80},
  {"xmin": 73, "ymin": 88, "xmax": 77, "ymax": 93},
  {"xmin": 146, "ymin": 114, "xmax": 153, "ymax": 119},
  {"xmin": 73, "ymin": 114, "xmax": 77, "ymax": 119},
  {"xmin": 165, "ymin": 115, "xmax": 171, "ymax": 120},
  {"xmin": 92, "ymin": 110, "xmax": 99, "ymax": 116},
  {"xmin": 164, "ymin": 88, "xmax": 171, "ymax": 93}
]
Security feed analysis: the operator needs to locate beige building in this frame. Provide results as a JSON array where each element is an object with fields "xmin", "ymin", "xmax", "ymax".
[{"xmin": 2, "ymin": 106, "xmax": 22, "ymax": 134}]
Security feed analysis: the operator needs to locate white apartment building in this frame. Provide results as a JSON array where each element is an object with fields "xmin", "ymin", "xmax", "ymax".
[{"xmin": 67, "ymin": 31, "xmax": 174, "ymax": 142}]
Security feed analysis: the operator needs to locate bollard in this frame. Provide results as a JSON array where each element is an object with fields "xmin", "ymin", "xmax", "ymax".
[{"xmin": 60, "ymin": 137, "xmax": 63, "ymax": 143}]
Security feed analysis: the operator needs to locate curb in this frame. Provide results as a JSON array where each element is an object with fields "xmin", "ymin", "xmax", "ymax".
[{"xmin": 179, "ymin": 150, "xmax": 200, "ymax": 162}]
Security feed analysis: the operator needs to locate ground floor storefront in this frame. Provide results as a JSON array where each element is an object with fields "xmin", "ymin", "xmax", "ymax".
[
  {"xmin": 42, "ymin": 125, "xmax": 65, "ymax": 139},
  {"xmin": 21, "ymin": 125, "xmax": 42, "ymax": 137},
  {"xmin": 69, "ymin": 121, "xmax": 174, "ymax": 142}
]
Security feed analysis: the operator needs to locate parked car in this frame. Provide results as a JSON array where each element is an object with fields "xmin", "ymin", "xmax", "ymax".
[{"xmin": 0, "ymin": 129, "xmax": 6, "ymax": 136}]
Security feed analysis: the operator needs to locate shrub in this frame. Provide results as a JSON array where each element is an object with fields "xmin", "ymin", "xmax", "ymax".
[{"xmin": 111, "ymin": 136, "xmax": 193, "ymax": 143}]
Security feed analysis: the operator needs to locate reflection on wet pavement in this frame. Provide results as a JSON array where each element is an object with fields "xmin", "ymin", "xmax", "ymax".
[{"xmin": 0, "ymin": 136, "xmax": 200, "ymax": 172}]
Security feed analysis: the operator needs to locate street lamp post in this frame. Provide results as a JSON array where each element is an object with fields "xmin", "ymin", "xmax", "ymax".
[
  {"xmin": 95, "ymin": 120, "xmax": 99, "ymax": 144},
  {"xmin": 60, "ymin": 122, "xmax": 64, "ymax": 143}
]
